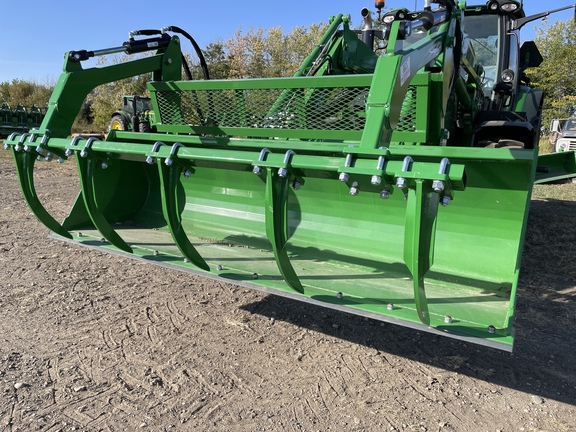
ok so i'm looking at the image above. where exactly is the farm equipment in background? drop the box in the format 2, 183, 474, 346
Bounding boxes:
549, 117, 576, 152
109, 95, 155, 132
0, 102, 46, 137
4, 0, 576, 351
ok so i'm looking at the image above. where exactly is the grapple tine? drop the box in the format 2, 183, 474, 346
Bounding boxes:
11, 147, 73, 239
75, 150, 133, 253
157, 157, 210, 271
403, 179, 440, 326
264, 167, 304, 294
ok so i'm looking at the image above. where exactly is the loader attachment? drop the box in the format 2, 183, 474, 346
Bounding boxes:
534, 151, 576, 184
3, 4, 544, 351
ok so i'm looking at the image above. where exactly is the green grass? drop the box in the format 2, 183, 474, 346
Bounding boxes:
538, 137, 554, 155
533, 181, 576, 201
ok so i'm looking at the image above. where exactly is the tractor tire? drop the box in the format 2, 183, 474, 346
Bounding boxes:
139, 121, 151, 133
109, 115, 128, 131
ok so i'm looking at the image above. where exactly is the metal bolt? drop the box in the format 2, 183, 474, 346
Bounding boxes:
36, 155, 43, 161
336, 292, 343, 299
380, 189, 390, 199
101, 162, 108, 169
65, 149, 73, 156
292, 180, 301, 191
441, 196, 451, 207
252, 166, 262, 175
165, 158, 173, 166
100, 238, 107, 243
44, 153, 53, 162
488, 325, 496, 334
349, 181, 359, 196
57, 157, 64, 163
278, 167, 288, 178
15, 144, 22, 152
396, 177, 407, 189
387, 303, 394, 310
145, 156, 154, 164
444, 315, 453, 324
183, 169, 192, 178
371, 175, 382, 186
252, 273, 259, 279
432, 180, 445, 192
153, 250, 159, 256
184, 258, 190, 263
3, 143, 8, 150
23, 145, 30, 152
339, 172, 349, 182
78, 232, 83, 237
80, 150, 88, 158
217, 265, 223, 271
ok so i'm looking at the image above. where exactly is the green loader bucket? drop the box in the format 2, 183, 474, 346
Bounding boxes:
55, 141, 534, 353
2, 12, 549, 351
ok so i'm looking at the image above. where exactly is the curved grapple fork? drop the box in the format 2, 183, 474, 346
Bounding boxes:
157, 159, 210, 271
403, 179, 440, 326
401, 157, 450, 326
264, 167, 304, 294
75, 153, 133, 253
12, 148, 73, 239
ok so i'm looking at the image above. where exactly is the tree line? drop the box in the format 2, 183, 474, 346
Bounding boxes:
1, 18, 575, 135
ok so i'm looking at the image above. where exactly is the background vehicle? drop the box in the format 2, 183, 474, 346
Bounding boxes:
109, 95, 155, 132
4, 0, 576, 351
550, 117, 576, 152
0, 102, 45, 137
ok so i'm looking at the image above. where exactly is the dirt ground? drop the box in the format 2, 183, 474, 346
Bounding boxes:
0, 149, 575, 432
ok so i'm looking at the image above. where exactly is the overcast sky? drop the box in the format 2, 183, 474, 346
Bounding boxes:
0, 0, 573, 84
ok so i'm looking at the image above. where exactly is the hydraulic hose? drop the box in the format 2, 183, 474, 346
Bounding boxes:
163, 26, 210, 80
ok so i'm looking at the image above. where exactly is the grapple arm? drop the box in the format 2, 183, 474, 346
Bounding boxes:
42, 35, 183, 138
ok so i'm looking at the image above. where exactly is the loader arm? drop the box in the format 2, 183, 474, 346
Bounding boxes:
41, 36, 183, 138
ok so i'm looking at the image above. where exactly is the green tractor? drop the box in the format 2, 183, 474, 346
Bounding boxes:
109, 95, 155, 132
4, 1, 576, 351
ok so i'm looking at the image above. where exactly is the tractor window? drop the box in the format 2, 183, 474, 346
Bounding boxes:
465, 14, 500, 90
136, 98, 152, 113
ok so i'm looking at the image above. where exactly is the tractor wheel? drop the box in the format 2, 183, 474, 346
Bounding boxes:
109, 115, 128, 131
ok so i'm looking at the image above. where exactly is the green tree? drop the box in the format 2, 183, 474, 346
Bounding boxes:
0, 79, 52, 109
199, 42, 230, 79
223, 23, 328, 79
529, 19, 576, 126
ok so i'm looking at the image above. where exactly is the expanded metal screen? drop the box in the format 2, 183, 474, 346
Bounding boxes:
153, 86, 371, 132
396, 86, 417, 132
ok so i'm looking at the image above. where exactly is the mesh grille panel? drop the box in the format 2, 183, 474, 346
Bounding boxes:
396, 86, 417, 132
154, 86, 370, 132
